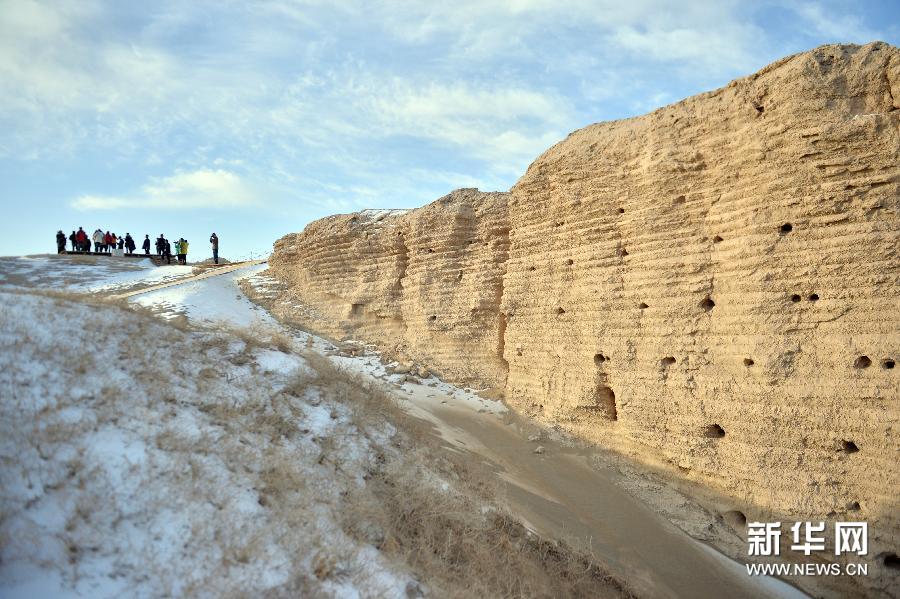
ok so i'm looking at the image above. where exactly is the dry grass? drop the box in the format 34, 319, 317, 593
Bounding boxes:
296, 352, 631, 599
3, 287, 630, 598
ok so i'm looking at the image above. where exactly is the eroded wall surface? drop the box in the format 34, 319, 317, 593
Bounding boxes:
270, 189, 510, 387
269, 43, 900, 584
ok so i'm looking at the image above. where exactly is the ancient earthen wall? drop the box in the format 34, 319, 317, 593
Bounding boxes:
269, 43, 900, 586
270, 189, 510, 387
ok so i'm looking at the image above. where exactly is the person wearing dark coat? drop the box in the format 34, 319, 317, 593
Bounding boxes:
69, 231, 77, 251
124, 233, 135, 254
142, 235, 151, 255
156, 235, 165, 257
163, 239, 172, 265
209, 233, 219, 265
56, 230, 66, 253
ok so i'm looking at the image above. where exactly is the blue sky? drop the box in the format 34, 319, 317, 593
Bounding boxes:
1, 1, 897, 260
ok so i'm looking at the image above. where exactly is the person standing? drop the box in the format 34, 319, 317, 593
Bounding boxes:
56, 230, 66, 253
164, 238, 172, 265
156, 234, 165, 256
124, 233, 135, 254
92, 228, 104, 252
181, 239, 189, 264
142, 235, 151, 255
75, 227, 89, 252
209, 233, 219, 265
69, 230, 77, 252
104, 231, 112, 253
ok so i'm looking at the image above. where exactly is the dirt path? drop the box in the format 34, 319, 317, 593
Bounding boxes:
111, 260, 267, 299
391, 385, 808, 599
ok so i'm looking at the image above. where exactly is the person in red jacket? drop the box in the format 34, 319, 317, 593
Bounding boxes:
104, 231, 112, 252
75, 227, 89, 252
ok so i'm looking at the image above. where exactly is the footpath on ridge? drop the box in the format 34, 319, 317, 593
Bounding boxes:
112, 259, 267, 299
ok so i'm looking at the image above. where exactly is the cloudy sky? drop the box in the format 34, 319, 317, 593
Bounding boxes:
1, 1, 897, 259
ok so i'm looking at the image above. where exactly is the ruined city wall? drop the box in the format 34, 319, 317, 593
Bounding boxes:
270, 189, 510, 387
269, 43, 900, 580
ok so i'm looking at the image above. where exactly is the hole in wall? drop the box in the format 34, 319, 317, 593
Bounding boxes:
846, 501, 861, 511
808, 293, 819, 302
700, 296, 715, 311
594, 353, 607, 365
841, 440, 859, 453
705, 424, 726, 438
883, 553, 900, 570
527, 265, 536, 271
428, 315, 437, 321
566, 259, 574, 266
713, 235, 724, 243
854, 356, 871, 369
723, 510, 747, 528
595, 385, 617, 421
744, 358, 755, 367
427, 248, 434, 253
618, 207, 625, 214
882, 359, 895, 369
556, 307, 566, 315
639, 302, 649, 309
556, 221, 565, 227
790, 294, 801, 303
618, 247, 629, 257
660, 356, 676, 367
673, 195, 686, 204
753, 103, 764, 113
780, 223, 793, 233
350, 303, 364, 317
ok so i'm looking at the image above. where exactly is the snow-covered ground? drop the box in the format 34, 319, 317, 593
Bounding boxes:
0, 256, 548, 599
0, 255, 193, 293
0, 290, 417, 598
133, 264, 276, 326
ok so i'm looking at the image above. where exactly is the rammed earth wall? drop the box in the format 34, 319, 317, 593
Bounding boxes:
269, 43, 900, 590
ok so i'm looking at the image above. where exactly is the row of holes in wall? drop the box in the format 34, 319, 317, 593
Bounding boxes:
558, 296, 715, 315
591, 353, 895, 371
855, 356, 895, 369
539, 223, 792, 270
593, 351, 872, 454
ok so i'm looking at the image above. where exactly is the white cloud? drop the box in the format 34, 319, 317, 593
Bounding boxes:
2, 0, 892, 220
609, 24, 759, 71
362, 81, 573, 169
791, 2, 882, 43
72, 169, 259, 211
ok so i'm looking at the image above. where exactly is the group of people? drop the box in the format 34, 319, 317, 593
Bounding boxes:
57, 228, 138, 254
154, 235, 191, 265
55, 228, 221, 265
